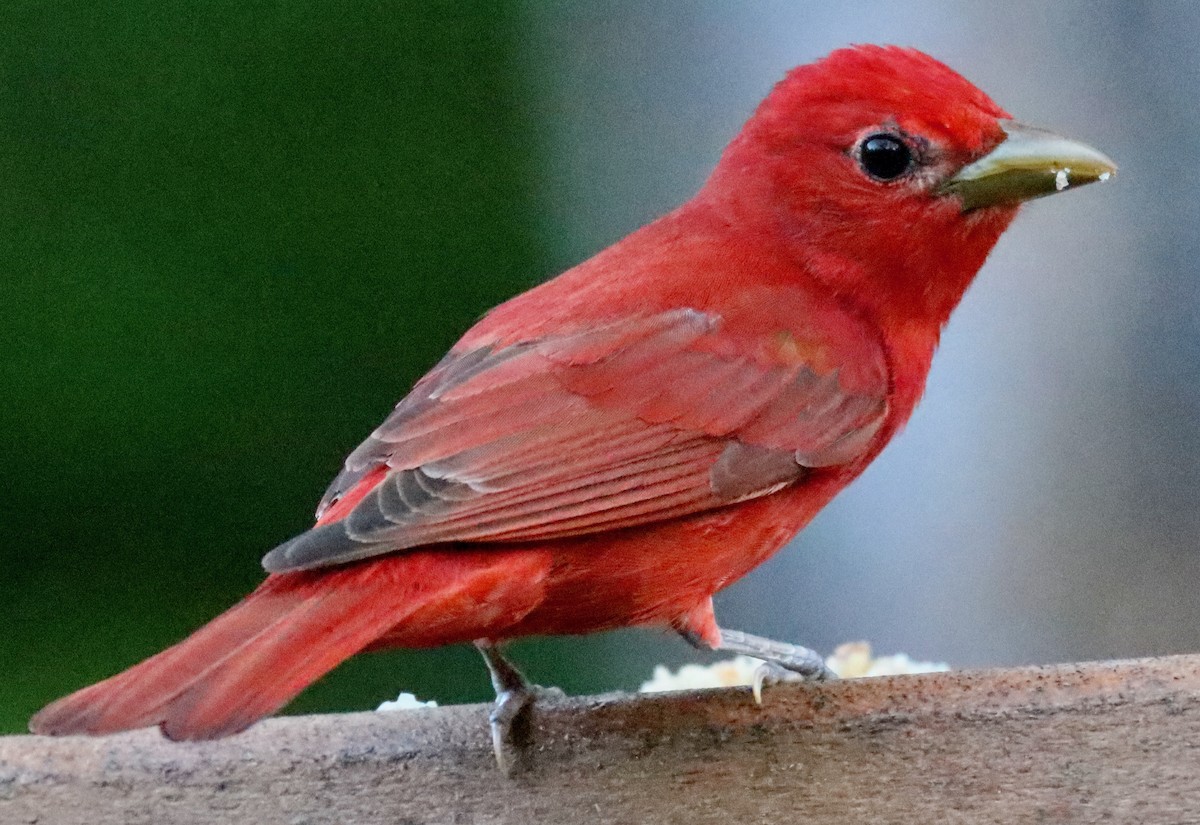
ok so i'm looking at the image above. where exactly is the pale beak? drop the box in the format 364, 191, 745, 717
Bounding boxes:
940, 120, 1117, 211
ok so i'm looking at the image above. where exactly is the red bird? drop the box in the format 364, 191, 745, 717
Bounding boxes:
32, 46, 1114, 764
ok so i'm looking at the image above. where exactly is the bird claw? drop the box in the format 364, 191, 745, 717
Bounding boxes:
489, 684, 565, 776
751, 660, 828, 704
489, 686, 533, 776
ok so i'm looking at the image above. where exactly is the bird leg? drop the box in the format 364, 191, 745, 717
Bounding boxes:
474, 640, 562, 775
674, 599, 835, 703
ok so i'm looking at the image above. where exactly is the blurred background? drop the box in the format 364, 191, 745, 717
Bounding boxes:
3, 1, 1197, 734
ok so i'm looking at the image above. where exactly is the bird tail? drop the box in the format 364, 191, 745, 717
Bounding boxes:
30, 549, 548, 740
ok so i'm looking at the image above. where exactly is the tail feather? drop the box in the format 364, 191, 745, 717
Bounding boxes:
30, 550, 550, 740
160, 584, 406, 739
30, 585, 308, 737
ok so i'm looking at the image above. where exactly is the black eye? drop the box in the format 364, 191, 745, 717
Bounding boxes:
858, 133, 913, 181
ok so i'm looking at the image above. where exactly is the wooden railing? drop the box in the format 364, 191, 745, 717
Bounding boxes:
3, 654, 1198, 824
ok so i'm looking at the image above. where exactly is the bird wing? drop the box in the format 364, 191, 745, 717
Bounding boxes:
262, 306, 888, 572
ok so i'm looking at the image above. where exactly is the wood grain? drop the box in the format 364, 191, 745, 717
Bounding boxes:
4, 654, 1200, 824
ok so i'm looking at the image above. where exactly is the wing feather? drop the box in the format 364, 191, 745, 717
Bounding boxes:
262, 307, 887, 573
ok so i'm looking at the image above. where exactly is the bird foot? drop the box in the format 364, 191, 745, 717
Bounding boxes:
476, 640, 564, 775
488, 682, 566, 776
677, 621, 835, 704
743, 635, 835, 704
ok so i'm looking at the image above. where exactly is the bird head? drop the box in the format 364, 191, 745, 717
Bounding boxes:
705, 45, 1115, 330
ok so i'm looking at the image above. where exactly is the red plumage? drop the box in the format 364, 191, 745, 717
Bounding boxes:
31, 45, 1111, 740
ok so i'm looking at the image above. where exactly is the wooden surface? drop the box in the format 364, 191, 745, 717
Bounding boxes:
3, 654, 1200, 824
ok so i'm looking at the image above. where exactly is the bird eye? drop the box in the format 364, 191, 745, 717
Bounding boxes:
858, 133, 913, 181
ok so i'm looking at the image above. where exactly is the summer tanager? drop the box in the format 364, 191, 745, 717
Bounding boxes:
31, 46, 1115, 756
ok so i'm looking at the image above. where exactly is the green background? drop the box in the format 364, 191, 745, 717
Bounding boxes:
1, 2, 612, 733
